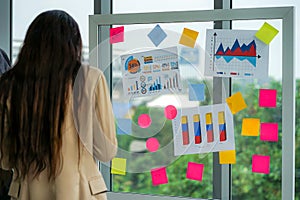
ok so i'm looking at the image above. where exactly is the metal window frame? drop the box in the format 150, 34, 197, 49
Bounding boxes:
89, 6, 295, 200
0, 0, 12, 59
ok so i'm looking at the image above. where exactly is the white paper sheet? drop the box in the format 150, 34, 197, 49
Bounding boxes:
121, 47, 182, 98
205, 29, 269, 79
172, 103, 235, 156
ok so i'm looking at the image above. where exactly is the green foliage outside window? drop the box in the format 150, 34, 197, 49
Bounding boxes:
113, 79, 300, 200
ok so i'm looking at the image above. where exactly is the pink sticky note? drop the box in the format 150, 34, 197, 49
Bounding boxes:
252, 155, 270, 174
186, 162, 204, 181
260, 123, 278, 142
138, 114, 152, 128
146, 138, 160, 152
164, 105, 177, 120
259, 89, 277, 108
151, 167, 168, 186
110, 26, 124, 44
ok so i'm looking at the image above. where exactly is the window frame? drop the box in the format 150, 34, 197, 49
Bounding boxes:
89, 6, 295, 200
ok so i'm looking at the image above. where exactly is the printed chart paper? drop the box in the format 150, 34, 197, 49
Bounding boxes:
205, 29, 269, 79
172, 103, 235, 156
121, 47, 182, 98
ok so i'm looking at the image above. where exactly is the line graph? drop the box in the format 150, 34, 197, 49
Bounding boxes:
205, 29, 269, 79
215, 39, 259, 67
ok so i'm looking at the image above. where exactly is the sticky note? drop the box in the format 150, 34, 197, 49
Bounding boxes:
146, 138, 160, 152
116, 118, 132, 135
259, 89, 277, 108
252, 155, 270, 174
219, 150, 236, 164
255, 22, 279, 45
151, 167, 168, 186
260, 123, 278, 142
110, 26, 124, 44
111, 158, 126, 175
138, 114, 152, 128
226, 92, 247, 114
164, 105, 177, 120
189, 83, 205, 101
147, 24, 167, 47
179, 28, 199, 48
241, 118, 260, 136
186, 162, 204, 181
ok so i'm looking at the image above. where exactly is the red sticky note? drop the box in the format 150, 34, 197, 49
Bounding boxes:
146, 138, 160, 152
260, 123, 278, 142
186, 162, 204, 181
259, 89, 277, 108
151, 167, 168, 186
110, 26, 124, 44
164, 105, 177, 120
252, 155, 270, 174
138, 114, 152, 128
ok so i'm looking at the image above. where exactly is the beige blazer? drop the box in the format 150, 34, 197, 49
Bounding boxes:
0, 66, 117, 200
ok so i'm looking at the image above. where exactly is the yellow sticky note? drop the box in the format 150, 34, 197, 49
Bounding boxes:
179, 28, 199, 48
226, 92, 247, 114
219, 150, 236, 164
241, 118, 260, 136
206, 113, 212, 124
111, 158, 126, 175
255, 22, 279, 45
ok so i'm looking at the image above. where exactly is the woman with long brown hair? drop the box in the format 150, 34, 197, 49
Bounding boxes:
0, 10, 117, 200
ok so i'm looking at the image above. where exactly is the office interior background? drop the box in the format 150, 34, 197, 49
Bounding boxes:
0, 0, 299, 199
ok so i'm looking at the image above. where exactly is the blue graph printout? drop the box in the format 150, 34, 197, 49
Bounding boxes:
205, 29, 269, 79
121, 47, 182, 98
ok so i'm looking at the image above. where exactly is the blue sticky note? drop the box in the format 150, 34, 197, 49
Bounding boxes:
189, 83, 205, 101
147, 25, 167, 47
116, 118, 132, 135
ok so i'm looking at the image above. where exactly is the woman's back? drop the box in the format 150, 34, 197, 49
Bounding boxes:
0, 10, 117, 200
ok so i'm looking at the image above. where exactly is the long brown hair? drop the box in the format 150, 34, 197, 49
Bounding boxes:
0, 10, 82, 181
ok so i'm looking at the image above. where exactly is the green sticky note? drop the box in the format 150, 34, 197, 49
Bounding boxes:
111, 158, 127, 175
219, 150, 236, 164
255, 22, 279, 45
179, 28, 199, 48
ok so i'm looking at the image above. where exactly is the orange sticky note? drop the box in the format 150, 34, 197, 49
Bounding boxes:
111, 158, 126, 175
241, 118, 260, 136
226, 92, 247, 114
219, 150, 236, 164
179, 28, 199, 48
255, 22, 279, 45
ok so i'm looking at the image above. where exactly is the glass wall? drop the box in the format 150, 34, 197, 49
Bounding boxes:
110, 22, 214, 199
231, 19, 283, 200
12, 0, 93, 63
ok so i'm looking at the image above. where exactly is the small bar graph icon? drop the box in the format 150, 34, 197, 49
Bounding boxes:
218, 112, 227, 141
181, 116, 189, 145
206, 113, 214, 143
193, 114, 201, 144
163, 74, 179, 89
128, 81, 139, 92
149, 77, 162, 91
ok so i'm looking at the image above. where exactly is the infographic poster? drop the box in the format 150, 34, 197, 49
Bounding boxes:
205, 29, 269, 79
121, 47, 182, 98
172, 103, 235, 156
